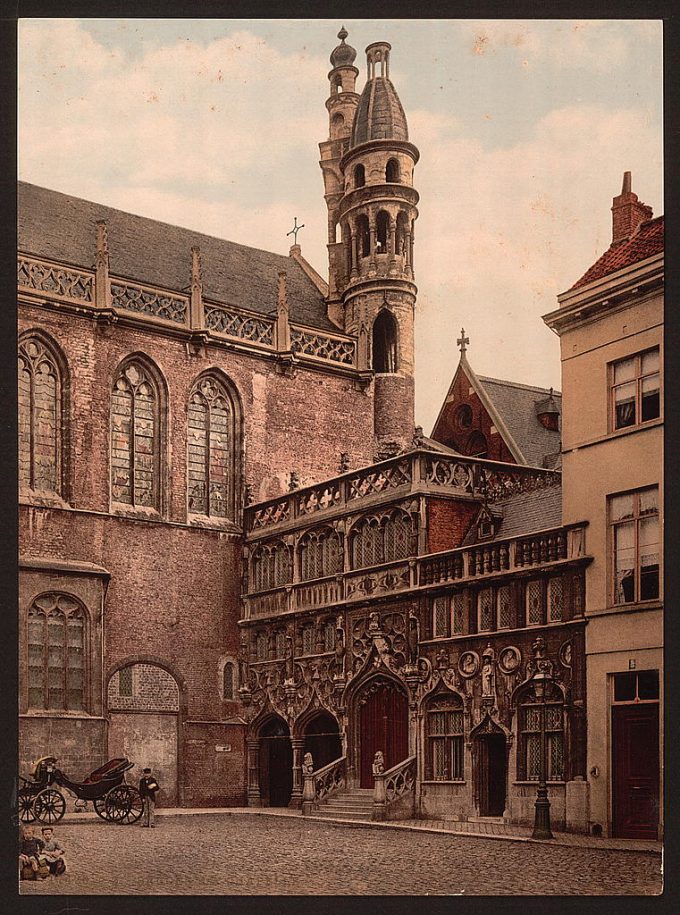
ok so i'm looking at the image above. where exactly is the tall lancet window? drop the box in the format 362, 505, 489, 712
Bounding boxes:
372, 310, 398, 373
18, 337, 62, 494
111, 361, 160, 508
188, 376, 234, 519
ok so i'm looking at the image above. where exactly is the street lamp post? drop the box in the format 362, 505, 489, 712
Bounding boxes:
532, 669, 553, 840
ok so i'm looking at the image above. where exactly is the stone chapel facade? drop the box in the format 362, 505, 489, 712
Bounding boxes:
19, 30, 598, 831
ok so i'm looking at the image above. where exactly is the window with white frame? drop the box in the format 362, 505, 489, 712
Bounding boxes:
610, 487, 660, 605
610, 348, 660, 431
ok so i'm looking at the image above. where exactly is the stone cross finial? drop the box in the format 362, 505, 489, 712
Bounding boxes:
286, 216, 305, 245
457, 327, 470, 355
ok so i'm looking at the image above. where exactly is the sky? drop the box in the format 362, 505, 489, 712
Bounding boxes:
18, 18, 663, 432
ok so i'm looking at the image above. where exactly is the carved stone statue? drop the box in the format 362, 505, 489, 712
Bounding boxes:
481, 656, 495, 699
372, 751, 385, 776
334, 616, 346, 677
368, 611, 381, 633
285, 634, 294, 680
302, 752, 314, 775
407, 612, 419, 665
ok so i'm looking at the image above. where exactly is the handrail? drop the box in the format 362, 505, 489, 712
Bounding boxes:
372, 753, 417, 821
301, 755, 346, 816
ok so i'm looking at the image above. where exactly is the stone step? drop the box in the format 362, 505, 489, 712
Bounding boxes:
320, 800, 373, 813
462, 816, 508, 824
310, 808, 373, 821
323, 796, 374, 808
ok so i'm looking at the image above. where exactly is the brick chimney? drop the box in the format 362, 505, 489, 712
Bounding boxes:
611, 171, 653, 244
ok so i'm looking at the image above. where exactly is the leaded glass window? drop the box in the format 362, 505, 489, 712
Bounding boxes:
432, 596, 450, 638
350, 511, 414, 569
118, 666, 133, 696
518, 687, 564, 781
497, 585, 511, 629
478, 588, 493, 632
452, 593, 465, 635
425, 693, 464, 780
18, 337, 61, 494
324, 620, 336, 652
27, 594, 85, 711
187, 377, 234, 518
252, 541, 292, 592
111, 362, 159, 508
255, 632, 268, 661
302, 625, 315, 656
299, 528, 342, 581
526, 580, 544, 625
275, 630, 287, 659
548, 577, 564, 622
223, 662, 235, 700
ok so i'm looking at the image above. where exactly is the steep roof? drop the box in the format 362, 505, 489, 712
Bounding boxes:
494, 483, 563, 539
477, 376, 562, 468
570, 215, 664, 290
18, 182, 335, 331
351, 77, 408, 147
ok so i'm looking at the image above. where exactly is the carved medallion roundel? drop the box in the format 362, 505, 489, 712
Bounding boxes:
458, 651, 479, 678
498, 646, 521, 675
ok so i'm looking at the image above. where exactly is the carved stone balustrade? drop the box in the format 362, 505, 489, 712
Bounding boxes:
302, 756, 347, 817
373, 754, 416, 821
246, 449, 561, 537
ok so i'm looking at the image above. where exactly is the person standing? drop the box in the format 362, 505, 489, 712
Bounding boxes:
138, 767, 160, 828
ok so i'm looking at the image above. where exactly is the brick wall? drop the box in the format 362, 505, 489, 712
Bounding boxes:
432, 366, 516, 463
427, 498, 479, 553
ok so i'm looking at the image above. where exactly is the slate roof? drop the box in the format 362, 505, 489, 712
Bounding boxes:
570, 216, 664, 290
477, 376, 562, 468
494, 483, 563, 539
351, 77, 409, 147
18, 182, 336, 332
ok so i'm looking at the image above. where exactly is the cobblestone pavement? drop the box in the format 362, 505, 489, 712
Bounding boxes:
20, 812, 662, 896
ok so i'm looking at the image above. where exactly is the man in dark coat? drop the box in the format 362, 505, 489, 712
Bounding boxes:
138, 767, 161, 827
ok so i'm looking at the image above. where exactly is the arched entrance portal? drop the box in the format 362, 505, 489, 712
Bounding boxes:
303, 712, 342, 771
258, 717, 293, 807
474, 731, 507, 817
357, 677, 409, 787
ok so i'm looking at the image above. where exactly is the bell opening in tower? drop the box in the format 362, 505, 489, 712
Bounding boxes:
372, 310, 398, 373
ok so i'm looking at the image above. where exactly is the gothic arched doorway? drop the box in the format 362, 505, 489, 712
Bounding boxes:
357, 677, 409, 787
258, 716, 293, 807
473, 726, 507, 817
303, 711, 342, 771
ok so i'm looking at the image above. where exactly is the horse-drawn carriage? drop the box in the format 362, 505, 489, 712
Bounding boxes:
19, 756, 143, 825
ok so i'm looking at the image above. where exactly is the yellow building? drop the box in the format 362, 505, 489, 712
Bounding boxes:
544, 172, 663, 839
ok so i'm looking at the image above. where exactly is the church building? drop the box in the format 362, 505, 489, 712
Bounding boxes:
18, 28, 656, 837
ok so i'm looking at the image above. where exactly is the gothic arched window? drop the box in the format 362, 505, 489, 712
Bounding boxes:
350, 510, 414, 569
517, 683, 565, 781
354, 164, 366, 188
18, 336, 63, 495
111, 360, 161, 509
386, 158, 400, 182
376, 210, 390, 254
222, 661, 235, 700
299, 527, 342, 581
188, 375, 236, 519
251, 541, 292, 592
425, 691, 464, 780
372, 310, 398, 373
27, 594, 85, 711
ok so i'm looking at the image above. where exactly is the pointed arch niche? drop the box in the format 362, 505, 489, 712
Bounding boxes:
372, 309, 398, 373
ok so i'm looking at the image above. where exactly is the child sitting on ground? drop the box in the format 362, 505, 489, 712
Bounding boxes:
19, 825, 48, 880
39, 827, 66, 875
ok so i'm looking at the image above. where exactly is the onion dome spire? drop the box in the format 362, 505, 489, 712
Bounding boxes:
330, 26, 357, 68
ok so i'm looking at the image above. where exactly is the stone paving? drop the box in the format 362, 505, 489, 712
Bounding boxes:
19, 810, 662, 896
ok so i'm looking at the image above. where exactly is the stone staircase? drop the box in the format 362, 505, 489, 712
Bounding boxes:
309, 787, 374, 822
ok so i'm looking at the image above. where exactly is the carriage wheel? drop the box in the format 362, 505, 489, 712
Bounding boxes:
105, 785, 142, 824
18, 787, 36, 823
33, 788, 66, 824
93, 797, 108, 820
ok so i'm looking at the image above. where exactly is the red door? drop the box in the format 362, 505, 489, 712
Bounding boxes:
359, 680, 409, 787
612, 704, 659, 839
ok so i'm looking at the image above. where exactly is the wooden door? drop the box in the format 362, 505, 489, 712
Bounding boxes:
612, 704, 659, 838
359, 680, 408, 787
476, 734, 506, 817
